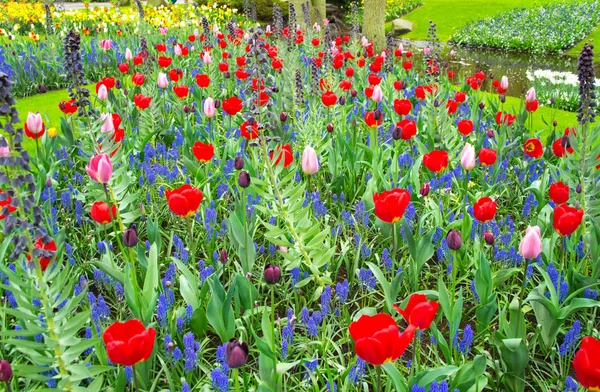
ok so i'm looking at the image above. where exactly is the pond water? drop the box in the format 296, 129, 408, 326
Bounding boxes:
405, 40, 596, 99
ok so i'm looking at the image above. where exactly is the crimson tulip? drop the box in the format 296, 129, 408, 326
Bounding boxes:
131, 72, 145, 86
90, 201, 117, 224
240, 121, 259, 140
195, 74, 211, 88
157, 56, 172, 68
423, 150, 448, 173
166, 184, 203, 218
33, 237, 57, 271
524, 138, 544, 158
0, 188, 17, 220
321, 91, 337, 107
269, 144, 293, 168
478, 148, 497, 166
549, 182, 569, 204
134, 94, 152, 110
393, 99, 412, 116
496, 111, 516, 126
473, 197, 497, 222
173, 85, 189, 99
222, 96, 243, 116
373, 189, 411, 224
59, 100, 78, 115
349, 313, 415, 366
394, 293, 439, 329
553, 204, 584, 236
364, 111, 382, 128
573, 336, 600, 391
552, 138, 573, 157
396, 119, 417, 140
193, 141, 214, 162
457, 119, 473, 136
103, 319, 156, 366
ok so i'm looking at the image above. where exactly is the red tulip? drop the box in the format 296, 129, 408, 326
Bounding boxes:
495, 111, 516, 126
394, 293, 439, 330
478, 148, 497, 166
393, 99, 412, 116
193, 141, 214, 162
195, 74, 211, 88
269, 144, 293, 168
118, 63, 129, 73
173, 85, 189, 99
457, 119, 473, 136
373, 189, 411, 224
368, 73, 381, 85
549, 182, 569, 204
96, 77, 115, 92
455, 91, 467, 103
524, 138, 544, 158
90, 201, 117, 224
402, 60, 413, 71
166, 184, 203, 218
222, 96, 243, 116
103, 319, 156, 366
553, 204, 583, 236
157, 56, 172, 68
552, 138, 573, 157
473, 197, 497, 222
423, 150, 448, 173
131, 72, 145, 87
155, 43, 167, 52
446, 99, 458, 114
321, 91, 337, 107
349, 313, 415, 366
339, 80, 353, 91
134, 94, 152, 110
364, 111, 382, 128
168, 68, 183, 82
235, 69, 250, 80
240, 121, 259, 140
0, 188, 17, 220
58, 100, 78, 115
526, 100, 539, 112
32, 237, 57, 272
396, 119, 417, 140
573, 336, 600, 391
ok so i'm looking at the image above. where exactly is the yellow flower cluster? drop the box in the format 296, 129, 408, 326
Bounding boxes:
0, 2, 236, 37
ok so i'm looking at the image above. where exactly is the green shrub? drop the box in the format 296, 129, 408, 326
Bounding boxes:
194, 0, 289, 22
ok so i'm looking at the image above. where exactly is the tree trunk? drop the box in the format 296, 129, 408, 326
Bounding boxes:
147, 0, 167, 7
362, 0, 386, 52
311, 0, 326, 25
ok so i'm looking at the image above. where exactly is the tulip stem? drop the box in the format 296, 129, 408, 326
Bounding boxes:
376, 365, 382, 392
5, 381, 12, 392
392, 221, 398, 260
187, 216, 196, 263
132, 364, 139, 392
233, 368, 240, 392
271, 285, 276, 351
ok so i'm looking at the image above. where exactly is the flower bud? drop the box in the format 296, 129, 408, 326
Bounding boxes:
478, 102, 485, 110
219, 249, 228, 264
264, 264, 281, 284
420, 183, 430, 197
280, 112, 287, 122
487, 129, 495, 138
326, 123, 334, 133
499, 95, 506, 103
234, 156, 245, 170
576, 183, 582, 193
115, 80, 123, 89
484, 231, 494, 245
224, 71, 231, 79
392, 126, 402, 140
225, 339, 249, 368
446, 229, 462, 250
45, 177, 53, 188
214, 99, 221, 109
350, 89, 357, 98
373, 109, 381, 121
553, 120, 558, 127
39, 84, 47, 93
184, 105, 191, 114
123, 225, 138, 247
339, 96, 346, 105
238, 171, 251, 188
0, 360, 12, 382
301, 146, 319, 175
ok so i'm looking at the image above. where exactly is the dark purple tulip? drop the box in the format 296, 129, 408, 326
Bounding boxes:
339, 96, 346, 105
234, 156, 245, 170
446, 230, 462, 250
0, 360, 12, 382
478, 102, 485, 110
214, 99, 221, 108
484, 231, 494, 245
350, 89, 357, 98
576, 183, 582, 194
280, 112, 288, 122
326, 123, 334, 133
392, 126, 402, 140
225, 339, 249, 368
420, 183, 430, 197
238, 171, 251, 188
264, 264, 281, 284
219, 249, 228, 264
123, 225, 139, 247
487, 129, 495, 138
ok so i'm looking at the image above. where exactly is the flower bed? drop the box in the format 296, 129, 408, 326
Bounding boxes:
0, 13, 600, 392
451, 1, 600, 54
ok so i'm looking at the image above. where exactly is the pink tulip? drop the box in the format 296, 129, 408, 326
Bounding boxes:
500, 76, 509, 91
313, 23, 321, 33
301, 146, 319, 175
371, 85, 383, 102
202, 52, 212, 64
174, 44, 182, 56
203, 97, 216, 118
125, 48, 133, 61
449, 49, 455, 57
526, 87, 536, 103
398, 43, 404, 53
0, 144, 9, 158
159, 27, 168, 35
157, 72, 169, 89
26, 112, 43, 135
97, 84, 108, 101
423, 47, 431, 56
460, 143, 476, 171
100, 39, 113, 50
86, 153, 113, 184
100, 113, 114, 133
193, 29, 199, 37
266, 25, 272, 34
519, 225, 542, 259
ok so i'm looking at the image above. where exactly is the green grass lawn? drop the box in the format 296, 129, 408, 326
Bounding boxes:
401, 0, 566, 41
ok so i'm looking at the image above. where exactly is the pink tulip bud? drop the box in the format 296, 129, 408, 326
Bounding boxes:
398, 43, 404, 53
157, 72, 169, 89
500, 76, 509, 91
313, 23, 321, 33
203, 97, 216, 118
371, 85, 383, 102
97, 84, 108, 101
174, 44, 182, 56
301, 146, 319, 175
100, 113, 114, 133
193, 29, 199, 37
125, 48, 133, 61
100, 39, 113, 50
202, 52, 212, 64
86, 153, 113, 184
460, 143, 476, 171
423, 47, 431, 56
526, 87, 536, 103
449, 49, 456, 57
159, 27, 168, 35
26, 112, 43, 135
0, 144, 10, 158
361, 36, 369, 48
519, 225, 542, 259
266, 25, 272, 34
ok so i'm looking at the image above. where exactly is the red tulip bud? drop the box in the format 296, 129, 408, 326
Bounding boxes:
484, 231, 494, 245
420, 183, 430, 197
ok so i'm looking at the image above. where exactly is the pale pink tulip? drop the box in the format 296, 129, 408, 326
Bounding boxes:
301, 146, 319, 175
371, 85, 383, 103
174, 44, 182, 56
99, 39, 112, 50
460, 143, 476, 171
125, 48, 133, 61
157, 72, 169, 89
519, 225, 542, 259
500, 76, 509, 91
202, 52, 212, 64
203, 97, 216, 118
100, 113, 114, 133
526, 87, 536, 103
0, 144, 9, 158
97, 84, 108, 101
26, 112, 43, 135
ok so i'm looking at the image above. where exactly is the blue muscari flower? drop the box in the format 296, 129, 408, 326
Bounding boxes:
32, 298, 42, 307
354, 201, 370, 227
457, 324, 474, 355
172, 347, 183, 364
300, 307, 310, 324
282, 339, 289, 358
157, 293, 169, 327
307, 317, 319, 337
125, 366, 133, 385
546, 263, 569, 303
216, 343, 228, 369
326, 380, 337, 392
336, 280, 349, 304
525, 263, 534, 285
348, 358, 366, 385
382, 248, 393, 271
358, 268, 376, 291
199, 261, 215, 286
183, 332, 197, 373
321, 286, 332, 315
217, 183, 229, 198
470, 280, 480, 303
291, 268, 301, 288
115, 282, 124, 299
430, 380, 449, 392
584, 288, 599, 299
360, 242, 372, 258
182, 381, 190, 392
433, 227, 443, 243
211, 368, 229, 392
75, 199, 83, 225
341, 210, 354, 226
559, 320, 581, 356
60, 191, 72, 211
564, 376, 578, 392
411, 385, 426, 392
185, 304, 193, 322
177, 317, 185, 333
576, 240, 585, 259
304, 358, 318, 374
97, 241, 107, 254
